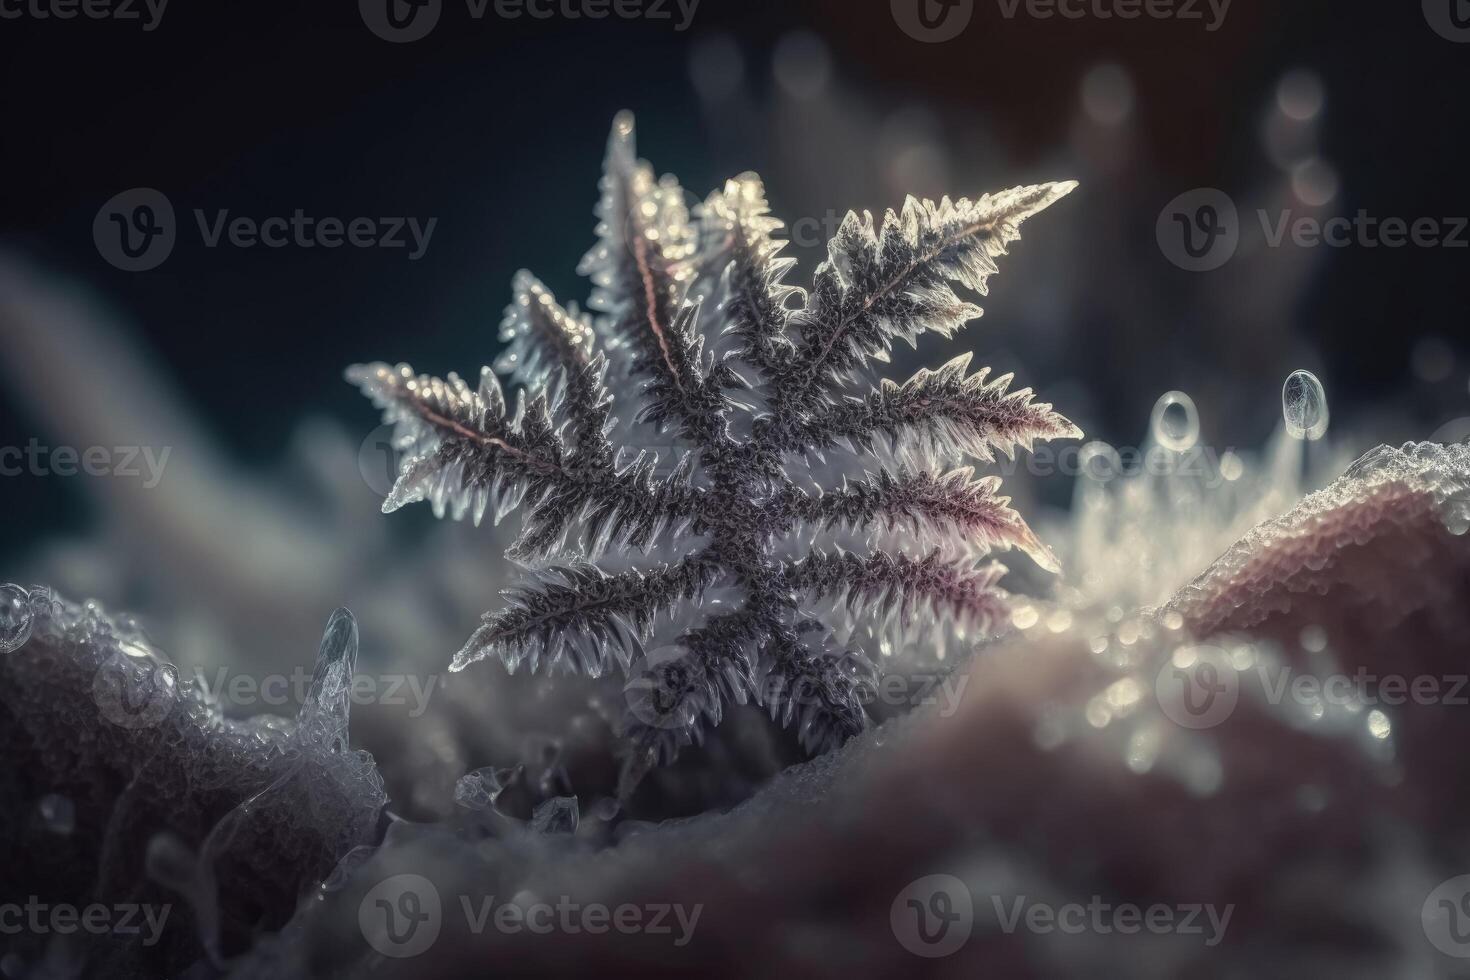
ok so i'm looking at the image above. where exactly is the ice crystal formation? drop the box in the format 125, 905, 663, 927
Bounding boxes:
350, 112, 1079, 780
0, 586, 385, 976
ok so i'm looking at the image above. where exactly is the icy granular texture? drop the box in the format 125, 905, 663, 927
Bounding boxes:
0, 588, 386, 978
1167, 442, 1470, 636
227, 442, 1470, 980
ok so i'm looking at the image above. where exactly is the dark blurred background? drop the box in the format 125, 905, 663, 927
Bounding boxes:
2, 0, 1467, 564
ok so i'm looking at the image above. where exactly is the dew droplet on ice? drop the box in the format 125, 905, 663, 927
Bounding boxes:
1151, 391, 1199, 452
0, 584, 33, 655
1282, 369, 1329, 440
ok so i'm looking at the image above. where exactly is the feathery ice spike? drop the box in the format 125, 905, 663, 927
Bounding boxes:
348, 112, 1079, 788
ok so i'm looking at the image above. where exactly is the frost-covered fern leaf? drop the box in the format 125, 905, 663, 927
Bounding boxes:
348, 112, 1080, 783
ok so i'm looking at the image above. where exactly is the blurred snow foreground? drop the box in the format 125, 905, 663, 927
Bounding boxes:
3, 433, 1468, 975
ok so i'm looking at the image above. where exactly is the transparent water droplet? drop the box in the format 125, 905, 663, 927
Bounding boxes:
1447, 508, 1470, 537
0, 584, 34, 654
1283, 370, 1329, 440
1151, 391, 1200, 452
1077, 441, 1122, 482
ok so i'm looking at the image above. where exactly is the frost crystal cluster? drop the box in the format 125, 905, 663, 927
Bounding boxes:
0, 586, 385, 974
350, 113, 1079, 780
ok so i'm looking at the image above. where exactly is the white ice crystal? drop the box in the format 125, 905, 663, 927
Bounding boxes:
350, 113, 1081, 783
